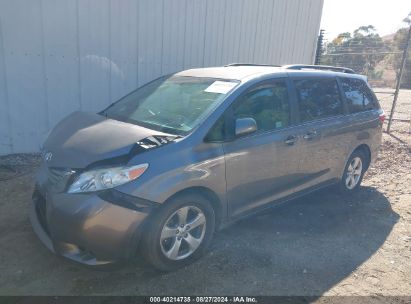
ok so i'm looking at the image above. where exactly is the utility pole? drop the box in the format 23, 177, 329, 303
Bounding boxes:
387, 24, 411, 133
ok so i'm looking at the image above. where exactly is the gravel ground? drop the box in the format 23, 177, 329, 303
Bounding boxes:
0, 90, 409, 297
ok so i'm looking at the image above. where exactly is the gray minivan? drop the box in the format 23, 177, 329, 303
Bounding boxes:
31, 64, 384, 270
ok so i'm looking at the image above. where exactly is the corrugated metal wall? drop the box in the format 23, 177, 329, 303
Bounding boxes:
0, 0, 324, 155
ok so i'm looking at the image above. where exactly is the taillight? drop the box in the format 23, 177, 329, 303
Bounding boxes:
379, 111, 385, 123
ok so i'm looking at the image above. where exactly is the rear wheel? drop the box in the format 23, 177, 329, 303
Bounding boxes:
339, 150, 367, 193
142, 193, 215, 271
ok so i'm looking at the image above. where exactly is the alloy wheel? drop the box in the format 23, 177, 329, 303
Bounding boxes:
345, 156, 363, 190
160, 206, 206, 260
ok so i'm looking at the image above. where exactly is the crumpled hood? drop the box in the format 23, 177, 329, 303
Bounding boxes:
43, 111, 176, 168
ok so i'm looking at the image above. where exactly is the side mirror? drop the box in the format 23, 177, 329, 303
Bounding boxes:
235, 117, 257, 137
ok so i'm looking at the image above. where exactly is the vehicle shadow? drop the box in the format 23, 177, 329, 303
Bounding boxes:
105, 186, 397, 296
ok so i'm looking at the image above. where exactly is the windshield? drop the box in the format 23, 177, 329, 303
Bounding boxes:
101, 76, 239, 135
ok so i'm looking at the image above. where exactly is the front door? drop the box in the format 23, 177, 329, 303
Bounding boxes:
223, 79, 302, 218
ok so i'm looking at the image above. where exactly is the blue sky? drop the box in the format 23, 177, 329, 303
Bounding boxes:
321, 0, 411, 40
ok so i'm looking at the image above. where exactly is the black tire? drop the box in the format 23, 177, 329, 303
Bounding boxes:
141, 193, 215, 271
338, 149, 367, 194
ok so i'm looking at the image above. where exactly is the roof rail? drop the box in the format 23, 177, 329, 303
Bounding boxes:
284, 64, 355, 74
225, 63, 281, 67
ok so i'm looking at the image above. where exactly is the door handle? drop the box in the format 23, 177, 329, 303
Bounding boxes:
303, 130, 319, 140
284, 135, 297, 145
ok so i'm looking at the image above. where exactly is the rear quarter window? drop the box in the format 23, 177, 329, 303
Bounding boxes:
341, 78, 377, 113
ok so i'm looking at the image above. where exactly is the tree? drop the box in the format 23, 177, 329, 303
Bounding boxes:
403, 12, 411, 25
387, 12, 411, 88
321, 25, 388, 78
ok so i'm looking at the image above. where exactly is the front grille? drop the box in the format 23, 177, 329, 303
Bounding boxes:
47, 167, 68, 185
33, 189, 50, 236
46, 167, 76, 192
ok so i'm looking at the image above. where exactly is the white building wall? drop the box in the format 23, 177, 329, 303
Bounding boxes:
0, 0, 324, 154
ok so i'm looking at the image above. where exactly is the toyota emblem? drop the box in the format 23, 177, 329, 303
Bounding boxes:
44, 152, 53, 162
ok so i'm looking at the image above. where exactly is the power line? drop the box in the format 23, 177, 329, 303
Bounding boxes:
323, 52, 402, 56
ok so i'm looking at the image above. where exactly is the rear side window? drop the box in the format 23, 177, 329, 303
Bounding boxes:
233, 80, 290, 132
294, 78, 343, 123
341, 78, 376, 113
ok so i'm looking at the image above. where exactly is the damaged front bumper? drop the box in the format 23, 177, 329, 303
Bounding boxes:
30, 179, 157, 266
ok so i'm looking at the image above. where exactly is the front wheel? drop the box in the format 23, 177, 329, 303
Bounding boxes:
141, 193, 215, 271
339, 150, 367, 193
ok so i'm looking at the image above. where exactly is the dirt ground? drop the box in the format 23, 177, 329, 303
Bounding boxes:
0, 90, 410, 297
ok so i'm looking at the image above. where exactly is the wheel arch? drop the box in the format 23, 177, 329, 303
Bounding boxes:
352, 144, 372, 170
340, 143, 372, 180
163, 186, 225, 230
131, 186, 224, 259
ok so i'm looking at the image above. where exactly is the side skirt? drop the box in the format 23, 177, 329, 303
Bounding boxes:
219, 178, 339, 230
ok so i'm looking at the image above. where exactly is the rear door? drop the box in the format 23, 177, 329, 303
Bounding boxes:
290, 77, 350, 189
222, 78, 302, 217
